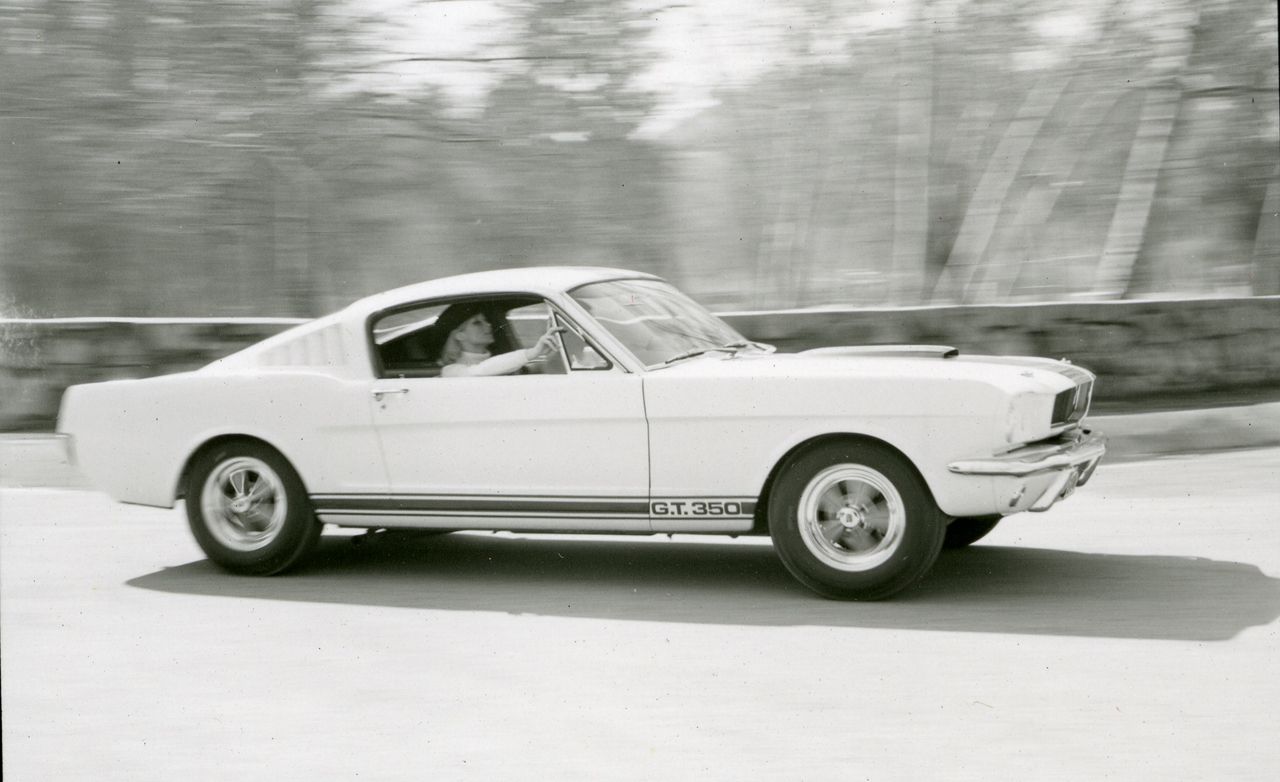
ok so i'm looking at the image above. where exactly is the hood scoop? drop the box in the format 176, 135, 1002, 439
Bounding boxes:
801, 344, 960, 359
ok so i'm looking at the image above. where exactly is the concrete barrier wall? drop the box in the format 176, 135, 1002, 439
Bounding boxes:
727, 297, 1280, 400
3, 297, 1279, 431
0, 319, 305, 432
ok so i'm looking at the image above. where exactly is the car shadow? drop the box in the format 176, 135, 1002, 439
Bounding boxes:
126, 533, 1280, 642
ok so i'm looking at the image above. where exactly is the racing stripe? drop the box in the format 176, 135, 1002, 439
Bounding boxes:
310, 494, 757, 519
311, 494, 649, 517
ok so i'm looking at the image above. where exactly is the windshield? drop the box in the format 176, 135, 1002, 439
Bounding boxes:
569, 279, 750, 367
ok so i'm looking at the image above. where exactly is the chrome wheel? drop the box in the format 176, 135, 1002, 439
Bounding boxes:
200, 456, 288, 552
796, 464, 906, 572
769, 441, 944, 599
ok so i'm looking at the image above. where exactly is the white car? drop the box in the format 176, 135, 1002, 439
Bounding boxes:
58, 267, 1105, 599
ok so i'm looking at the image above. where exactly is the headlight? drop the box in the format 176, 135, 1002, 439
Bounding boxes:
1005, 392, 1052, 444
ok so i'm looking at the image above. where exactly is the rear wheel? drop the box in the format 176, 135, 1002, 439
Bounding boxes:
943, 515, 1002, 549
185, 441, 321, 575
767, 440, 945, 600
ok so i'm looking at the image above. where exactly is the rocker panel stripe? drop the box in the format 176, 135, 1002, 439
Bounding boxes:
310, 494, 756, 519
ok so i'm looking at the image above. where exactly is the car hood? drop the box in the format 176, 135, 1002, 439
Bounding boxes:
651, 345, 1092, 396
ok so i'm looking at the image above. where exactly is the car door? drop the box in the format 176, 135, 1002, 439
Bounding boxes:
359, 297, 650, 532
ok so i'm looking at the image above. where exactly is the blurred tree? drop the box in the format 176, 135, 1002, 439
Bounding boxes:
0, 0, 370, 315
0, 0, 1276, 315
1130, 0, 1279, 297
469, 0, 669, 273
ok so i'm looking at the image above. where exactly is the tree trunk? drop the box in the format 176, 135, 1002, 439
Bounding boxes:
1091, 88, 1181, 298
985, 87, 1126, 300
930, 75, 1070, 304
891, 17, 932, 305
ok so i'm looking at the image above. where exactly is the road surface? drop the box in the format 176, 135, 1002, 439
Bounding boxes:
3, 449, 1278, 780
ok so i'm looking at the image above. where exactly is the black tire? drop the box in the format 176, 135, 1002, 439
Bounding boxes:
767, 440, 945, 600
943, 515, 1002, 549
185, 441, 321, 575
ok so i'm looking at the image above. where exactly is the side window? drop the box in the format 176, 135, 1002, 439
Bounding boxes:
371, 295, 603, 378
551, 312, 612, 371
504, 302, 565, 375
507, 302, 614, 374
372, 302, 451, 378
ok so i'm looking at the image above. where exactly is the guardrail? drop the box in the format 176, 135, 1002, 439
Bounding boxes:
3, 297, 1279, 431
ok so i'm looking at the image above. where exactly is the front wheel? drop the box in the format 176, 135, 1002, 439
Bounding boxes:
185, 441, 321, 575
767, 441, 945, 600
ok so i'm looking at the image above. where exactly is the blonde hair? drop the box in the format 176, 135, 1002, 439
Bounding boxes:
440, 312, 488, 364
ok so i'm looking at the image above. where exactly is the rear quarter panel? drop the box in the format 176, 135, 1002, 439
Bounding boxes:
58, 370, 384, 507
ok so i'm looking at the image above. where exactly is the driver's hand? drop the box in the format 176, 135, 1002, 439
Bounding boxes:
526, 326, 566, 360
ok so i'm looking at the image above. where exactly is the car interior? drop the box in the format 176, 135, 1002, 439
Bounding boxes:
374, 295, 571, 378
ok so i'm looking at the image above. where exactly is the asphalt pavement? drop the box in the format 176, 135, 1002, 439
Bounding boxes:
1, 395, 1278, 779
2, 448, 1278, 780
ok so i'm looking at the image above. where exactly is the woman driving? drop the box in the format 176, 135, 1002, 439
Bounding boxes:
438, 305, 563, 377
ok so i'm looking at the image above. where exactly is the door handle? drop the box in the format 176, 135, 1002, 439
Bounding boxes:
372, 387, 410, 400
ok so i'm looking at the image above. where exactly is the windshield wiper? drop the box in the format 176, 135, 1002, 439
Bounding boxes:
661, 346, 737, 365
660, 340, 776, 366
721, 340, 775, 355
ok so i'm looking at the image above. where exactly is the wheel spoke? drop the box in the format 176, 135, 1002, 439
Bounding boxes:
840, 480, 876, 510
842, 526, 882, 552
246, 478, 273, 504
229, 469, 248, 498
241, 507, 269, 533
817, 519, 844, 544
818, 491, 844, 518
863, 500, 891, 531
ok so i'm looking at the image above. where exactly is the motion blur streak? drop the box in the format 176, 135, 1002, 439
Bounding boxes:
0, 0, 1276, 317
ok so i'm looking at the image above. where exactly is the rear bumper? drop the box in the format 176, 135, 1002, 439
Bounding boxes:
947, 429, 1106, 512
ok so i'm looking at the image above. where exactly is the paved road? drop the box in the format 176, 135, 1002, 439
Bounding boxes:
3, 449, 1278, 781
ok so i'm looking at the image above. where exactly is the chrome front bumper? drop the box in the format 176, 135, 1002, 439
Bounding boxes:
947, 429, 1107, 512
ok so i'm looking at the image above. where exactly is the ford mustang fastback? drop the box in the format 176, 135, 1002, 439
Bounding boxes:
57, 266, 1105, 599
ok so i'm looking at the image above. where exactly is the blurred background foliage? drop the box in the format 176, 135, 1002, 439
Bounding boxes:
1, 0, 1276, 317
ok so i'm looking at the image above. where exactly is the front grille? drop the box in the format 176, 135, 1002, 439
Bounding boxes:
1052, 381, 1093, 427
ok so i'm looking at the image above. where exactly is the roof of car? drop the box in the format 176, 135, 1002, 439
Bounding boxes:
345, 266, 660, 317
